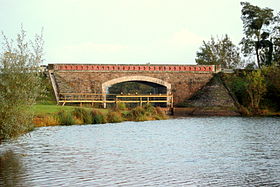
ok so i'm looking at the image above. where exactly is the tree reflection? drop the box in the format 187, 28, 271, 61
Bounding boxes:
0, 150, 25, 187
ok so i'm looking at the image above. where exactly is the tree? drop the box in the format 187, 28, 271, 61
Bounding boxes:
195, 35, 241, 69
0, 27, 44, 141
272, 12, 280, 64
240, 2, 277, 68
244, 69, 267, 113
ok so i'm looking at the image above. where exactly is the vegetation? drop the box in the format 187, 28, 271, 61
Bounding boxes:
73, 108, 92, 124
223, 65, 280, 115
194, 2, 280, 116
240, 2, 280, 68
31, 103, 168, 127
127, 104, 168, 121
244, 69, 267, 113
107, 111, 123, 123
57, 110, 75, 126
108, 81, 166, 95
196, 35, 242, 68
91, 110, 107, 124
0, 27, 44, 141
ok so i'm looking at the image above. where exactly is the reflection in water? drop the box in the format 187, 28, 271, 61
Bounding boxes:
0, 150, 25, 187
0, 117, 279, 186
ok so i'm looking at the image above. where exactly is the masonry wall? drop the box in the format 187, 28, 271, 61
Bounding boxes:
54, 71, 213, 105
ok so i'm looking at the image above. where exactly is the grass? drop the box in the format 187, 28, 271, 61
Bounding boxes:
32, 104, 107, 115
31, 103, 168, 127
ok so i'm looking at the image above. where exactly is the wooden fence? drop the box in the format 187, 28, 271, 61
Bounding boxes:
59, 93, 173, 108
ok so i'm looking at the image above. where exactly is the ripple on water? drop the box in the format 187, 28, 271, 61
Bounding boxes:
0, 117, 280, 186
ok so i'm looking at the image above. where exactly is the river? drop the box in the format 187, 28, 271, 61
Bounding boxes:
1, 117, 280, 186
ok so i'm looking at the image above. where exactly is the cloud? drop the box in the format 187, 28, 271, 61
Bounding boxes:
167, 29, 205, 47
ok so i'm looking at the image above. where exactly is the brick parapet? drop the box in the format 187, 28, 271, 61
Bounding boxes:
49, 64, 215, 73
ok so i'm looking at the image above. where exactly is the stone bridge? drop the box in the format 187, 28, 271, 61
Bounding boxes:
48, 64, 220, 106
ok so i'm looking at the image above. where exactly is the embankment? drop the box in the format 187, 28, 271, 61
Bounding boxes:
174, 73, 241, 116
32, 104, 168, 127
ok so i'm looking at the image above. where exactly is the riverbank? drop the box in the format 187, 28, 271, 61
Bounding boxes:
32, 104, 168, 127
172, 107, 280, 117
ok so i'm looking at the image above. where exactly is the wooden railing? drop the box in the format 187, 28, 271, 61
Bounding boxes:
59, 93, 173, 108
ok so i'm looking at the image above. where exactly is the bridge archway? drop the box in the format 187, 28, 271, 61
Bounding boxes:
101, 76, 172, 107
102, 76, 171, 95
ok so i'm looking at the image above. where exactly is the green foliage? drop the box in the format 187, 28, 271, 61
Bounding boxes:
272, 13, 280, 64
143, 103, 156, 114
262, 65, 280, 110
196, 35, 241, 69
155, 107, 168, 120
240, 2, 279, 67
224, 65, 280, 115
36, 74, 56, 105
108, 82, 166, 95
127, 104, 167, 121
244, 69, 267, 113
127, 106, 147, 121
107, 111, 123, 123
91, 110, 107, 124
0, 27, 44, 141
57, 110, 75, 125
73, 108, 92, 124
115, 102, 127, 110
223, 73, 248, 105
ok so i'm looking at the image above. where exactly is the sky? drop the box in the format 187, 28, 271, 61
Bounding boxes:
1, 0, 280, 65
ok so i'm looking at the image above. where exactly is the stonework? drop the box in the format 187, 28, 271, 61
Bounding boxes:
49, 64, 215, 105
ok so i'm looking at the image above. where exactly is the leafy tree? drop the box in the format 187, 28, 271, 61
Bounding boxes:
195, 35, 241, 69
0, 27, 44, 141
244, 69, 267, 113
262, 65, 280, 110
240, 2, 277, 68
272, 12, 280, 64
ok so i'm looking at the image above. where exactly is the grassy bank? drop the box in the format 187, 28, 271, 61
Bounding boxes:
32, 104, 168, 127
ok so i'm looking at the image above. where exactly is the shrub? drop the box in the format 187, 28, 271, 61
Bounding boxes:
33, 114, 59, 127
238, 105, 251, 116
143, 104, 156, 114
73, 108, 92, 124
116, 102, 127, 110
91, 110, 107, 124
107, 111, 124, 123
155, 107, 168, 119
244, 70, 267, 113
57, 110, 75, 125
0, 28, 44, 141
127, 106, 147, 121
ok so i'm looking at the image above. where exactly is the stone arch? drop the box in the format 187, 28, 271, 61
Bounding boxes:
102, 76, 171, 95
101, 76, 172, 108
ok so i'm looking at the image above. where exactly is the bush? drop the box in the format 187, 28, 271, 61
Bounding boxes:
107, 111, 124, 123
0, 109, 34, 140
0, 28, 44, 141
155, 107, 168, 119
33, 114, 59, 127
245, 70, 267, 113
223, 73, 248, 106
116, 102, 127, 110
143, 104, 156, 114
91, 110, 107, 124
57, 110, 75, 125
73, 108, 92, 124
127, 106, 147, 121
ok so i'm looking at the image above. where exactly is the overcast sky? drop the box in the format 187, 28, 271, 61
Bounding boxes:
1, 0, 279, 64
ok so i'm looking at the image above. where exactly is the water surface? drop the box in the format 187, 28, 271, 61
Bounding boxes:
1, 117, 280, 186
